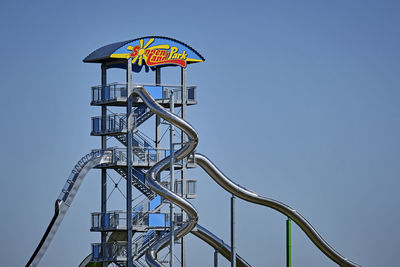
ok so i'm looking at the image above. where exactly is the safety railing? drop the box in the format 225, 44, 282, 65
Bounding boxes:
112, 147, 167, 165
91, 114, 127, 135
91, 211, 169, 231
164, 85, 196, 102
91, 83, 196, 105
100, 146, 196, 167
91, 242, 127, 262
91, 83, 127, 104
175, 179, 197, 199
91, 230, 166, 262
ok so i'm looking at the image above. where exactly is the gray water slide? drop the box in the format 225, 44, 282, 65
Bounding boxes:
27, 85, 361, 267
26, 150, 112, 267
128, 86, 199, 267
193, 153, 361, 267
191, 224, 251, 267
132, 85, 360, 267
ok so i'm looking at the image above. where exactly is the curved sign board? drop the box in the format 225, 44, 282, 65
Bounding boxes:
110, 37, 204, 68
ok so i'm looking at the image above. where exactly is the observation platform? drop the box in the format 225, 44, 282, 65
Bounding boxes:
91, 83, 197, 107
94, 147, 196, 170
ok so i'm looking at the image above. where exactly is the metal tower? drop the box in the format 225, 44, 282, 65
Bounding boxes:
85, 36, 202, 267
27, 36, 361, 267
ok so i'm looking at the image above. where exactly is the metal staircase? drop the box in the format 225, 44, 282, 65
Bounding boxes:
114, 135, 154, 163
114, 168, 156, 199
134, 103, 155, 126
131, 230, 167, 261
114, 104, 156, 163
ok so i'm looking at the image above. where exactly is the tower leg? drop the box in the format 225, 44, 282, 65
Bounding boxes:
101, 63, 107, 267
214, 250, 218, 267
231, 195, 236, 267
126, 58, 133, 267
287, 218, 292, 267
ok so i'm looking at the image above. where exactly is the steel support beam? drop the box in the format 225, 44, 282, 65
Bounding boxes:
155, 67, 162, 177
126, 58, 133, 267
180, 67, 187, 267
169, 91, 175, 267
287, 218, 292, 267
231, 194, 236, 267
101, 63, 107, 267
214, 250, 218, 267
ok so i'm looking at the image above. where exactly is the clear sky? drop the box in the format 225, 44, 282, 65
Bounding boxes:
0, 0, 399, 266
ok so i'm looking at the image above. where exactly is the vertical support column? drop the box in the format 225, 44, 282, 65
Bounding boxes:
101, 63, 107, 267
169, 91, 175, 267
231, 194, 236, 267
214, 250, 218, 267
286, 218, 292, 267
126, 58, 133, 267
155, 67, 161, 261
180, 67, 187, 267
155, 67, 161, 175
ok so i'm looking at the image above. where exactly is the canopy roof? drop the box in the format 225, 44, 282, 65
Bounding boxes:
83, 36, 205, 70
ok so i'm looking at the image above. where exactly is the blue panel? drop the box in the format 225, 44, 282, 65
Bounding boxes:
103, 213, 110, 227
103, 86, 110, 100
92, 118, 99, 132
93, 244, 99, 259
144, 141, 151, 148
150, 195, 161, 211
149, 214, 166, 227
144, 86, 163, 99
120, 86, 127, 97
188, 87, 195, 100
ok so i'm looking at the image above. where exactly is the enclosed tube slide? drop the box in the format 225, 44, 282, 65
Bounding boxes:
193, 153, 361, 267
26, 150, 112, 267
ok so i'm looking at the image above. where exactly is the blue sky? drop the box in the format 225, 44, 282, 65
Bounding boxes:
0, 0, 399, 266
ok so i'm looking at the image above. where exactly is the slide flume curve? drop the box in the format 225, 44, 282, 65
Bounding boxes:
193, 153, 361, 267
130, 86, 199, 267
28, 85, 360, 267
26, 150, 112, 267
191, 224, 251, 267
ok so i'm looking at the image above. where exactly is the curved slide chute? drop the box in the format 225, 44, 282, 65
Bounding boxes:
191, 224, 251, 267
28, 85, 360, 267
26, 150, 112, 267
129, 86, 199, 267
130, 85, 360, 267
193, 153, 361, 267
